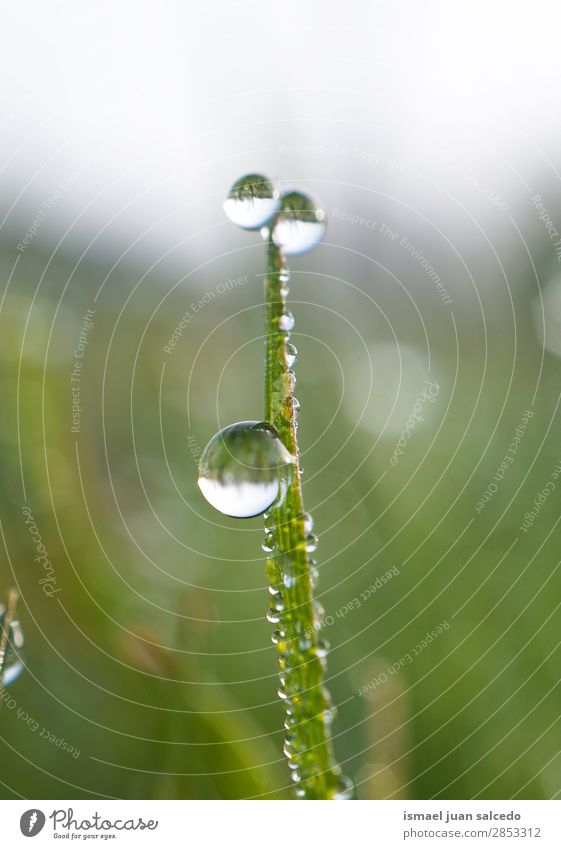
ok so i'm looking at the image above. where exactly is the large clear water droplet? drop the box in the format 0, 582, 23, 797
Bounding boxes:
272, 191, 326, 256
223, 174, 280, 230
198, 421, 294, 518
0, 604, 24, 687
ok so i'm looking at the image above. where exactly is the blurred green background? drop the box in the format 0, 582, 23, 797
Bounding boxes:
1, 216, 561, 799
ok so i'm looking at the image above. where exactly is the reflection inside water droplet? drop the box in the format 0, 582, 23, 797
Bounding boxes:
272, 191, 326, 256
223, 174, 280, 230
198, 421, 294, 518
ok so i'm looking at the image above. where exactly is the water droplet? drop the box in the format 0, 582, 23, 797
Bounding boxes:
299, 633, 313, 651
287, 370, 297, 392
305, 533, 318, 553
301, 512, 313, 534
333, 776, 354, 800
0, 605, 24, 687
267, 606, 283, 624
293, 398, 301, 414
323, 705, 338, 724
270, 592, 284, 611
283, 735, 294, 758
313, 600, 325, 622
262, 533, 276, 553
283, 572, 296, 590
316, 638, 330, 658
278, 267, 290, 297
271, 629, 285, 645
272, 191, 326, 256
285, 343, 297, 367
279, 312, 295, 332
223, 174, 280, 230
309, 563, 319, 588
198, 421, 295, 518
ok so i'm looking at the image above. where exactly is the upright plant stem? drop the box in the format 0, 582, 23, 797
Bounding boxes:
263, 236, 347, 799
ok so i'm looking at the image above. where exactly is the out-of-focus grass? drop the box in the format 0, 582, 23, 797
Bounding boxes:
0, 239, 560, 800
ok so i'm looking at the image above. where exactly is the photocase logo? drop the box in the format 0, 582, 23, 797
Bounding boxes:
20, 809, 46, 837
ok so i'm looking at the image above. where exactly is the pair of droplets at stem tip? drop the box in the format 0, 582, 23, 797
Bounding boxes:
197, 174, 326, 520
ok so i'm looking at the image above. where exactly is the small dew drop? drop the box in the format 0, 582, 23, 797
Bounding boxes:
309, 563, 319, 588
299, 633, 313, 651
293, 397, 301, 414
333, 776, 354, 801
278, 267, 290, 297
301, 512, 313, 534
262, 533, 276, 553
323, 705, 338, 724
267, 607, 282, 624
0, 606, 24, 688
283, 736, 294, 758
285, 343, 297, 367
223, 174, 280, 230
313, 600, 325, 622
283, 572, 296, 590
279, 312, 295, 332
270, 592, 285, 612
316, 638, 330, 658
198, 421, 294, 518
271, 629, 285, 646
305, 533, 318, 553
272, 191, 326, 256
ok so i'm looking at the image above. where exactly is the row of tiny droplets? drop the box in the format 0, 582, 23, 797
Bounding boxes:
262, 260, 352, 799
